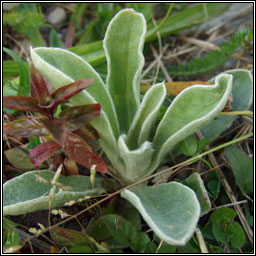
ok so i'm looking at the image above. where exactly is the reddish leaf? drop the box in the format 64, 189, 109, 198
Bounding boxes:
73, 123, 99, 141
30, 65, 53, 106
3, 96, 43, 113
59, 104, 101, 131
51, 79, 94, 108
39, 118, 67, 146
63, 132, 108, 173
3, 117, 48, 137
30, 141, 61, 169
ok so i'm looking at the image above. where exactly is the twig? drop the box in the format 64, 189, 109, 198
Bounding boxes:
13, 228, 51, 253
195, 228, 208, 253
164, 46, 197, 59
209, 200, 248, 211
141, 45, 168, 79
155, 240, 164, 253
150, 43, 172, 82
179, 35, 220, 51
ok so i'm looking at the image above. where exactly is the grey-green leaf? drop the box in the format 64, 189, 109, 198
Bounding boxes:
182, 173, 211, 216
201, 69, 253, 140
225, 146, 253, 194
3, 170, 105, 216
118, 135, 154, 184
127, 82, 166, 149
104, 9, 146, 132
152, 73, 232, 170
121, 182, 200, 246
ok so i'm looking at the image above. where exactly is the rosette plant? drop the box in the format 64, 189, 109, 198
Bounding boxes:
4, 9, 240, 246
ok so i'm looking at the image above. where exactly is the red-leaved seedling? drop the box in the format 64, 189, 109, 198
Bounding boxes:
3, 65, 108, 173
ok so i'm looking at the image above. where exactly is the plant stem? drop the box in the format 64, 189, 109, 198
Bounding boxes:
195, 228, 208, 253
219, 111, 253, 117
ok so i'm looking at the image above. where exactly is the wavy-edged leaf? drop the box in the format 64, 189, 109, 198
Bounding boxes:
31, 47, 119, 173
3, 117, 48, 137
121, 182, 200, 246
51, 78, 94, 109
30, 141, 61, 168
201, 69, 253, 140
3, 170, 105, 216
59, 104, 101, 131
127, 82, 166, 149
3, 96, 43, 113
103, 9, 146, 132
39, 118, 66, 145
63, 132, 108, 173
73, 123, 99, 141
30, 65, 52, 106
152, 74, 232, 170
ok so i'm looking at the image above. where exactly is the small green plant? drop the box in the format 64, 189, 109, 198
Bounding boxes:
3, 8, 252, 248
203, 208, 246, 251
3, 3, 46, 46
168, 30, 251, 76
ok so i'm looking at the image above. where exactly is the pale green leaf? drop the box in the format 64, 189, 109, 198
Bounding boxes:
152, 74, 232, 170
201, 69, 253, 140
127, 82, 166, 149
3, 170, 105, 216
121, 182, 200, 246
118, 135, 154, 184
103, 9, 146, 132
182, 173, 211, 216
